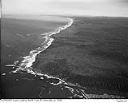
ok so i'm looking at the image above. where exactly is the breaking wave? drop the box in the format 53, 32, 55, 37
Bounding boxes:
11, 18, 73, 73
5, 17, 120, 98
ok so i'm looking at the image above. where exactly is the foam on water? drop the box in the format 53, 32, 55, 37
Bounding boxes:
11, 18, 73, 73
7, 17, 89, 98
5, 17, 121, 98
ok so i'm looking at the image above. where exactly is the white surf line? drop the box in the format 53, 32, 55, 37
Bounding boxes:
10, 17, 88, 98
65, 86, 83, 98
9, 17, 88, 98
12, 18, 73, 74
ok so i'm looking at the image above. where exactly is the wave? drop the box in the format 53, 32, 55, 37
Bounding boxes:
11, 18, 73, 73
8, 17, 89, 98
7, 17, 90, 98
5, 17, 120, 98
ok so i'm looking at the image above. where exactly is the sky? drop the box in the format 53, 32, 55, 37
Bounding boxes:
2, 0, 128, 17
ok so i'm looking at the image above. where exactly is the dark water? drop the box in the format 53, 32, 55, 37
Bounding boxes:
1, 17, 67, 65
1, 16, 73, 98
1, 16, 88, 99
1, 16, 128, 98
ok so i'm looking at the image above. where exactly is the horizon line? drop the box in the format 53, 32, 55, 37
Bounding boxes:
2, 14, 128, 18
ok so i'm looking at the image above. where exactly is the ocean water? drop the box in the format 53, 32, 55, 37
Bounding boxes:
2, 16, 87, 98
1, 16, 128, 98
1, 16, 67, 66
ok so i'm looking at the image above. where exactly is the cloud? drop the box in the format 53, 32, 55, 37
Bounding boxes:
2, 0, 128, 17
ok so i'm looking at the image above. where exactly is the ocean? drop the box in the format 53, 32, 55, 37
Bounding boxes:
1, 16, 128, 98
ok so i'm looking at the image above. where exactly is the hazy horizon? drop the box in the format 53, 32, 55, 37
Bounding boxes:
2, 0, 128, 17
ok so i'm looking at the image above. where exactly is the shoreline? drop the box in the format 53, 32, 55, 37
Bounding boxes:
2, 16, 128, 98
4, 17, 94, 98
10, 18, 73, 73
